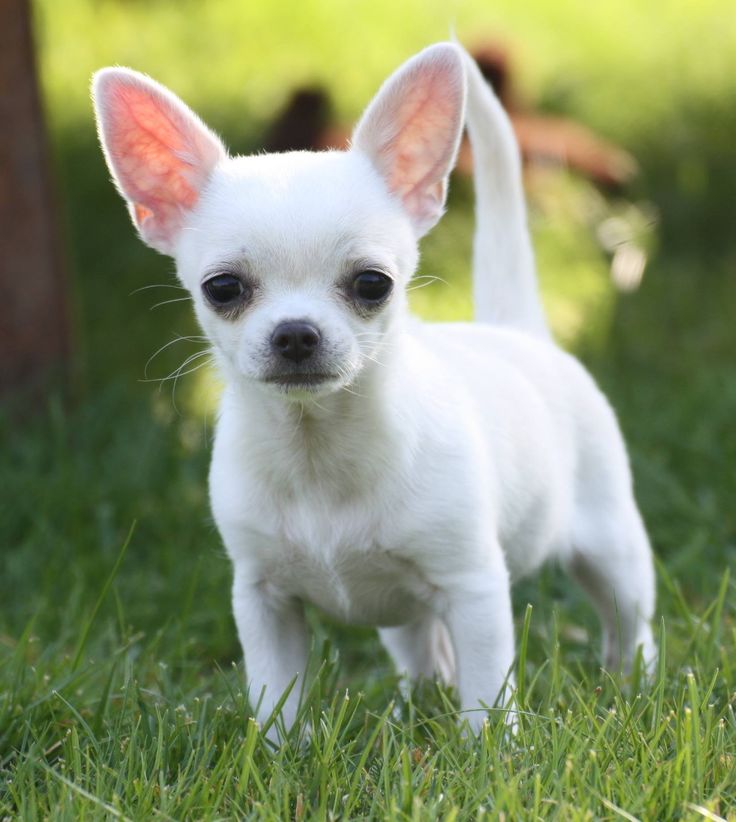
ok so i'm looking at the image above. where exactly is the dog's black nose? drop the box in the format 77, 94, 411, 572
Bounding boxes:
271, 321, 321, 363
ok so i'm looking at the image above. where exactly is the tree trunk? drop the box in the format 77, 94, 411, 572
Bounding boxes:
0, 0, 71, 397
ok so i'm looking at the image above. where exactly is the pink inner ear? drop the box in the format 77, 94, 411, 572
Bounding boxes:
384, 64, 462, 200
95, 70, 225, 252
105, 81, 201, 212
133, 203, 154, 224
352, 45, 465, 236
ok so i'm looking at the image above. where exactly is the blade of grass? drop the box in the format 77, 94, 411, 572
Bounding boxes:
71, 522, 136, 671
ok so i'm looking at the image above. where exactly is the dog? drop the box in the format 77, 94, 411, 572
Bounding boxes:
92, 43, 656, 736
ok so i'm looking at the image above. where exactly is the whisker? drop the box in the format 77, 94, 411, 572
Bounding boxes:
145, 335, 209, 378
305, 394, 332, 415
169, 354, 214, 413
141, 350, 213, 385
130, 283, 188, 296
336, 364, 364, 398
411, 274, 448, 286
407, 278, 445, 292
150, 296, 192, 311
361, 352, 386, 368
340, 383, 364, 398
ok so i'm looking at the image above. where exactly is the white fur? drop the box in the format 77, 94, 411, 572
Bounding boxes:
93, 43, 656, 737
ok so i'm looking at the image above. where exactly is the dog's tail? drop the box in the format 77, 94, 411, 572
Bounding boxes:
462, 49, 551, 339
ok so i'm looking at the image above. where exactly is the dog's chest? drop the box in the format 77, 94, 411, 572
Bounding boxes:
214, 394, 441, 624
259, 482, 433, 625
265, 541, 431, 626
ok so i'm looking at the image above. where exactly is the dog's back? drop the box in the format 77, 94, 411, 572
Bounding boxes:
428, 53, 656, 673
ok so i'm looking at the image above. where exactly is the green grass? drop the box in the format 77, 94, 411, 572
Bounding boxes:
1, 584, 734, 819
1, 405, 734, 821
2, 0, 736, 817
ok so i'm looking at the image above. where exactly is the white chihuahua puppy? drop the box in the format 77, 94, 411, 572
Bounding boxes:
93, 43, 656, 734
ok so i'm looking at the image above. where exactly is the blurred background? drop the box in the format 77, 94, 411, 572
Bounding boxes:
1, 0, 734, 666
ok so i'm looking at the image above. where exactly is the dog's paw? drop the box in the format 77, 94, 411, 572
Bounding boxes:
461, 702, 518, 742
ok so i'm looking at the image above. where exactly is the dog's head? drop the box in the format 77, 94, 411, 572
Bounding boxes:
93, 44, 466, 398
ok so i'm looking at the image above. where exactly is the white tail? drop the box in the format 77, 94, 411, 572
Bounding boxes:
463, 50, 550, 339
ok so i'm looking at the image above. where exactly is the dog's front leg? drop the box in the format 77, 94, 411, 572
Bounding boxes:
443, 564, 516, 732
232, 567, 308, 738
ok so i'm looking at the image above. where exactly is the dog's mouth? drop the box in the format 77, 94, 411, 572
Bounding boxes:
262, 372, 340, 391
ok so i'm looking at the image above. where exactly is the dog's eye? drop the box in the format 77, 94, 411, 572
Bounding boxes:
202, 273, 249, 307
352, 270, 393, 304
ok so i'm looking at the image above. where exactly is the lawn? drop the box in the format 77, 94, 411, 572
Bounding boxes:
1, 0, 735, 818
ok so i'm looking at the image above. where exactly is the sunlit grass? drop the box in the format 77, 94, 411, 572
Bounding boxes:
1, 470, 734, 817
35, 0, 736, 137
34, 0, 736, 388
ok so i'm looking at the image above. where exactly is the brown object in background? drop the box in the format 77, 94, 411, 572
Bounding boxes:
0, 0, 71, 397
266, 45, 637, 190
264, 88, 333, 153
455, 44, 638, 188
264, 86, 349, 154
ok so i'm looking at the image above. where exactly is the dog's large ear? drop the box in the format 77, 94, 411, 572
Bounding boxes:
92, 68, 226, 255
352, 43, 466, 237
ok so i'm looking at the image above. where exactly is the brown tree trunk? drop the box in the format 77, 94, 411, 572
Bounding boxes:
0, 0, 71, 397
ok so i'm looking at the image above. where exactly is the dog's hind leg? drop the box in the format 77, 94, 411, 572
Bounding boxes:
379, 617, 456, 685
568, 498, 657, 673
